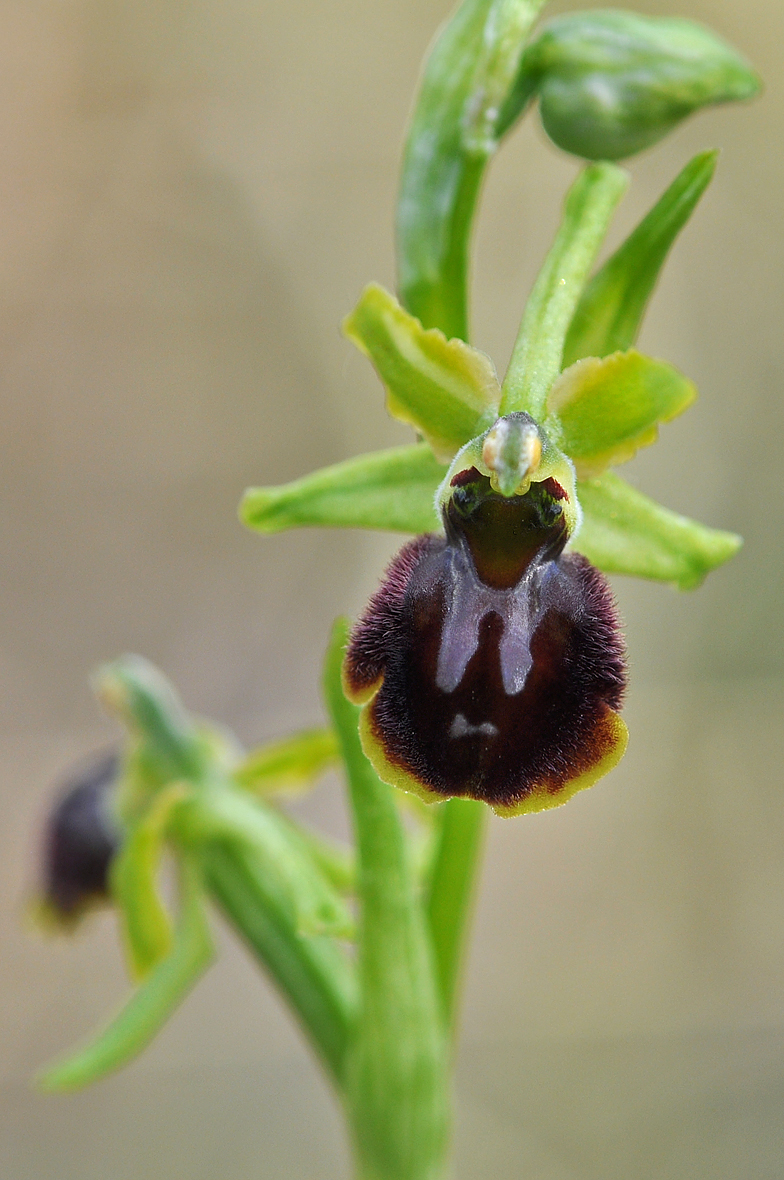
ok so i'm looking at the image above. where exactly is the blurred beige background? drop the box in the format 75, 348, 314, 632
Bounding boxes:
0, 0, 782, 1176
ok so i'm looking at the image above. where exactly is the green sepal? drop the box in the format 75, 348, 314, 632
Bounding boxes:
424, 798, 486, 1032
564, 150, 718, 365
110, 783, 188, 979
38, 857, 214, 1092
344, 283, 501, 462
240, 444, 445, 536
504, 10, 761, 161
501, 162, 629, 420
176, 785, 355, 940
573, 470, 741, 589
546, 349, 696, 478
94, 655, 207, 785
396, 0, 548, 341
234, 728, 339, 797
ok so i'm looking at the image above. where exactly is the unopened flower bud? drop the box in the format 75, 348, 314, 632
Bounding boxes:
504, 10, 760, 161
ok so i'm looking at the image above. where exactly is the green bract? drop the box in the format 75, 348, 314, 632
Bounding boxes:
564, 149, 718, 363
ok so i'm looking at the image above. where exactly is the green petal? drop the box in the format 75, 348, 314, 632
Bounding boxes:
240, 444, 445, 536
547, 349, 696, 478
234, 728, 339, 796
38, 858, 213, 1092
564, 151, 718, 365
573, 471, 741, 589
344, 283, 501, 461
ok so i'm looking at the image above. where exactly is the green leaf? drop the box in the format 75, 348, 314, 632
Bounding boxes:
38, 858, 213, 1092
397, 0, 548, 341
344, 283, 501, 462
573, 470, 742, 589
177, 785, 355, 940
240, 444, 445, 536
564, 150, 718, 366
506, 10, 761, 161
110, 783, 188, 979
234, 728, 339, 797
546, 349, 696, 478
501, 162, 629, 419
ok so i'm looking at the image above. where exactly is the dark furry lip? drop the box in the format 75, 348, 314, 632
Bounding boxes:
343, 473, 627, 816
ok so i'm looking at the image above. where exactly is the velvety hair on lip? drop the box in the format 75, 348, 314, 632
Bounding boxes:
344, 472, 627, 816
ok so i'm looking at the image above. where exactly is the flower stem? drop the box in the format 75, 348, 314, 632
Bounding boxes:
324, 621, 450, 1180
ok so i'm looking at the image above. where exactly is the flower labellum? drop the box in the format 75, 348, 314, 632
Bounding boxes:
42, 752, 121, 923
344, 416, 627, 816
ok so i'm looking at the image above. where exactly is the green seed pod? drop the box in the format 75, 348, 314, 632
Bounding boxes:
501, 9, 760, 160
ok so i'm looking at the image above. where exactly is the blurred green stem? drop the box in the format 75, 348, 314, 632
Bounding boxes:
425, 798, 487, 1031
325, 622, 449, 1180
204, 844, 356, 1086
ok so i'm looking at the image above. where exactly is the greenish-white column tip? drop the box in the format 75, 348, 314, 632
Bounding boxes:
481, 416, 543, 497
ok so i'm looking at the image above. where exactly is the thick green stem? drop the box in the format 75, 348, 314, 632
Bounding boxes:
500, 162, 628, 419
324, 622, 449, 1180
204, 844, 356, 1087
425, 798, 487, 1032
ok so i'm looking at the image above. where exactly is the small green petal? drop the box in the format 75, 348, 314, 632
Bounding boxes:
547, 349, 696, 478
564, 150, 719, 365
234, 728, 339, 796
344, 283, 501, 461
240, 444, 445, 536
573, 471, 741, 589
110, 783, 188, 980
38, 858, 213, 1092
